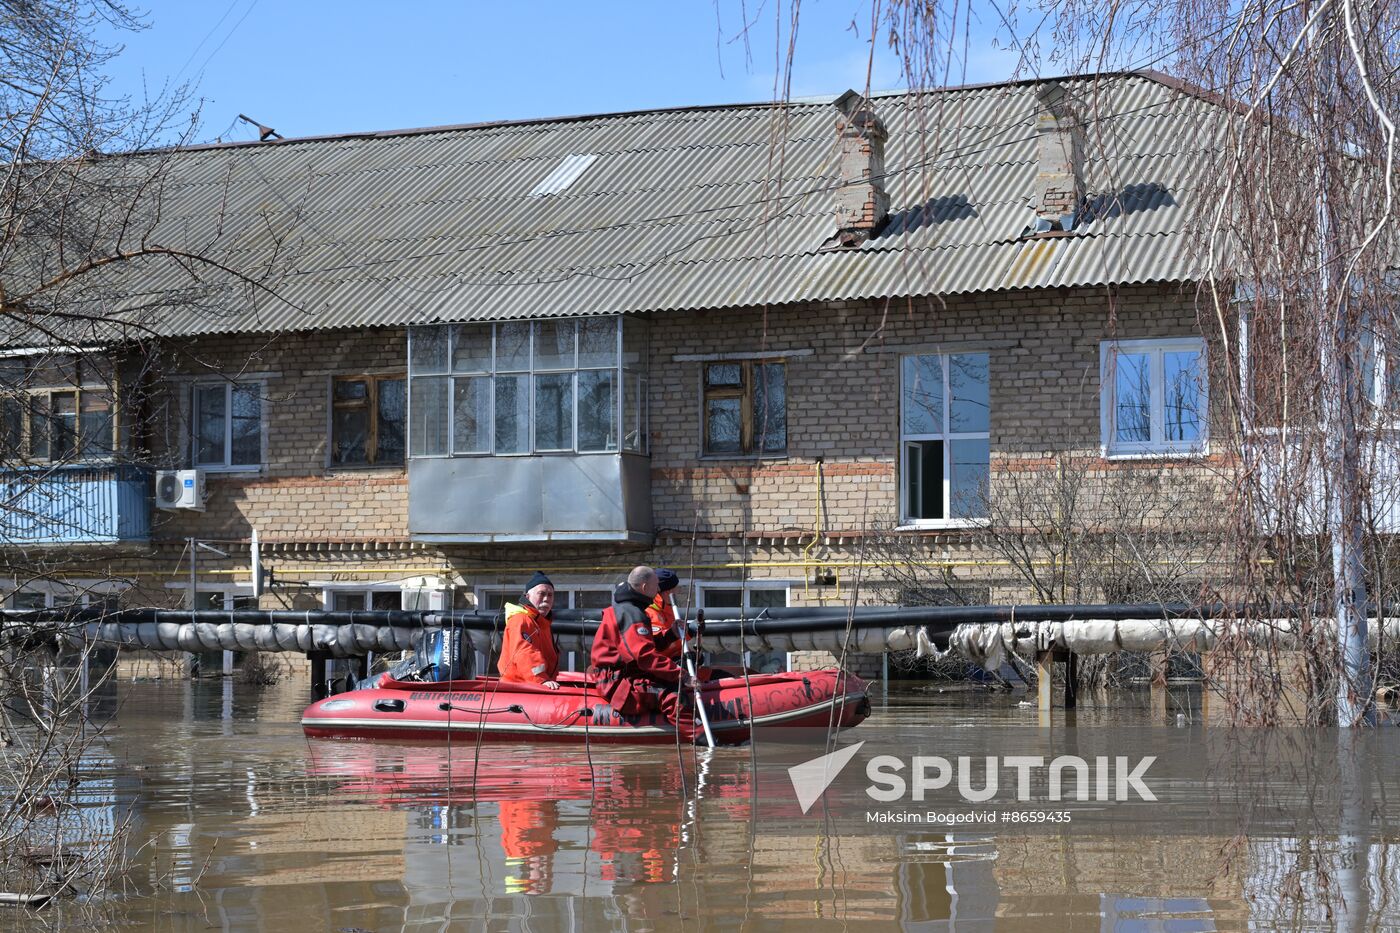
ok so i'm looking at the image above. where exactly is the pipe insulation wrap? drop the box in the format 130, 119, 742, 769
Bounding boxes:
931, 618, 1400, 670
71, 621, 420, 657
5, 607, 1398, 660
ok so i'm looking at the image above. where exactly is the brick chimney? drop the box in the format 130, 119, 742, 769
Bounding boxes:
1031, 82, 1085, 232
832, 90, 890, 246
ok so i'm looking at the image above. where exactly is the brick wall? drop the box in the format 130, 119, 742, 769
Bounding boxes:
650, 282, 1214, 538
20, 282, 1227, 679
134, 283, 1211, 548
146, 327, 409, 544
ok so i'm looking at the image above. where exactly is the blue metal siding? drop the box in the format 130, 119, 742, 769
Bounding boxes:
0, 465, 151, 545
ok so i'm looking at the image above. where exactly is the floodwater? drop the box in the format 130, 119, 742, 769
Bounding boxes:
11, 677, 1400, 931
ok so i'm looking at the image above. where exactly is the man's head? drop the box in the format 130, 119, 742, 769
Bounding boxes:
627, 565, 659, 599
656, 569, 680, 594
524, 570, 555, 614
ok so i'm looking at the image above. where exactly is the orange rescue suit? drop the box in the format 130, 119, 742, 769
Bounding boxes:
496, 600, 559, 685
648, 595, 683, 659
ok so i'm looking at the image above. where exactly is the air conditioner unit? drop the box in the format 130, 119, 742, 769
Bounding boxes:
155, 469, 206, 511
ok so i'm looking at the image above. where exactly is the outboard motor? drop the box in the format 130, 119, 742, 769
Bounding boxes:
354, 625, 472, 690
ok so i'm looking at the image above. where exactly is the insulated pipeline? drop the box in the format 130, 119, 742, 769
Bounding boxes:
1, 604, 1387, 659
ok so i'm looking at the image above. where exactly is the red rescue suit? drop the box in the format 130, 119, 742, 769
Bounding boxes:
589, 582, 691, 723
497, 600, 559, 685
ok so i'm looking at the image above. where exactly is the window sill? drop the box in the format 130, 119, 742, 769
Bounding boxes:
3, 458, 126, 468
326, 463, 406, 473
197, 465, 265, 476
1101, 446, 1208, 461
408, 450, 638, 459
895, 518, 988, 531
699, 453, 789, 462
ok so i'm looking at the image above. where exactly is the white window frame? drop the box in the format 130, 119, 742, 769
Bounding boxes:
318, 582, 406, 611
473, 585, 612, 612
1100, 337, 1208, 458
407, 318, 647, 460
474, 584, 611, 674
897, 352, 991, 529
164, 582, 256, 610
694, 582, 792, 673
5, 578, 129, 608
190, 381, 265, 472
694, 581, 792, 613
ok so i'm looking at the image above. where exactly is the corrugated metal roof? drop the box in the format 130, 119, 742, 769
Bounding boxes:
10, 71, 1230, 340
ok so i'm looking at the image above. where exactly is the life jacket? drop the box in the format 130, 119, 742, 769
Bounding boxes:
648, 595, 683, 659
497, 600, 559, 685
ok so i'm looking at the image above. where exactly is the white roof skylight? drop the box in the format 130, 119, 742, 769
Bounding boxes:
528, 153, 597, 197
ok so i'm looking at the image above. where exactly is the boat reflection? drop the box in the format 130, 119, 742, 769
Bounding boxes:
305, 738, 751, 896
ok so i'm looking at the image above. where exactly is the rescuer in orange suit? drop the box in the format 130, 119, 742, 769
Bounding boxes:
496, 571, 561, 689
589, 566, 703, 724
649, 569, 737, 679
648, 568, 684, 660
499, 797, 559, 895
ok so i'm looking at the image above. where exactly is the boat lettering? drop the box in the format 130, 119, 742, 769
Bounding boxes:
407, 692, 483, 701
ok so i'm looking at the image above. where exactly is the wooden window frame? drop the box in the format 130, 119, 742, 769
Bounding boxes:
331, 373, 406, 467
9, 386, 117, 463
702, 359, 786, 457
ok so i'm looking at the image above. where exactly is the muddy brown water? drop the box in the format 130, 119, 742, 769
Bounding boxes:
10, 677, 1399, 931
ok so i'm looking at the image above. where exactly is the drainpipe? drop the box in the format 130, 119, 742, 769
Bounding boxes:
188, 537, 197, 678
800, 459, 824, 598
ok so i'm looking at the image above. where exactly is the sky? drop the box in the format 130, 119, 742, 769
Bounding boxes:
98, 1, 1028, 144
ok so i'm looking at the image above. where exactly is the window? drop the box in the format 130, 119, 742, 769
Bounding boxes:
477, 586, 612, 612
1, 395, 20, 458
476, 585, 611, 673
193, 590, 259, 611
703, 361, 786, 456
193, 382, 263, 469
408, 317, 647, 458
1101, 338, 1206, 456
900, 353, 990, 522
1360, 325, 1400, 417
327, 589, 401, 611
0, 356, 117, 463
7, 590, 47, 610
331, 375, 406, 466
6, 581, 127, 609
696, 583, 791, 673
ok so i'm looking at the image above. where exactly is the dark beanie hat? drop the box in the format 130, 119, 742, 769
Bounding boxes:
525, 570, 553, 591
656, 569, 680, 592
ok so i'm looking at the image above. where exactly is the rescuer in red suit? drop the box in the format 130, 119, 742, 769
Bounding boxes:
589, 566, 704, 724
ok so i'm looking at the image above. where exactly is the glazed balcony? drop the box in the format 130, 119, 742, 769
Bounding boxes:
0, 463, 151, 545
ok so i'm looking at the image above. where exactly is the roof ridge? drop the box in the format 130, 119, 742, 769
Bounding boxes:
159, 68, 1190, 156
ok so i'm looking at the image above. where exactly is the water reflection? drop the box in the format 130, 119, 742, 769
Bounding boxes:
23, 678, 1400, 931
304, 740, 739, 896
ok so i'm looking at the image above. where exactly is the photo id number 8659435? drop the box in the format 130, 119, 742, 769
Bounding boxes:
999, 810, 1073, 824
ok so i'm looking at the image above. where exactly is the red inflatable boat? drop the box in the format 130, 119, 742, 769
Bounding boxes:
301, 668, 870, 745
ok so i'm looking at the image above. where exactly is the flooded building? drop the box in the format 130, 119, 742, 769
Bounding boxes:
0, 71, 1231, 675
